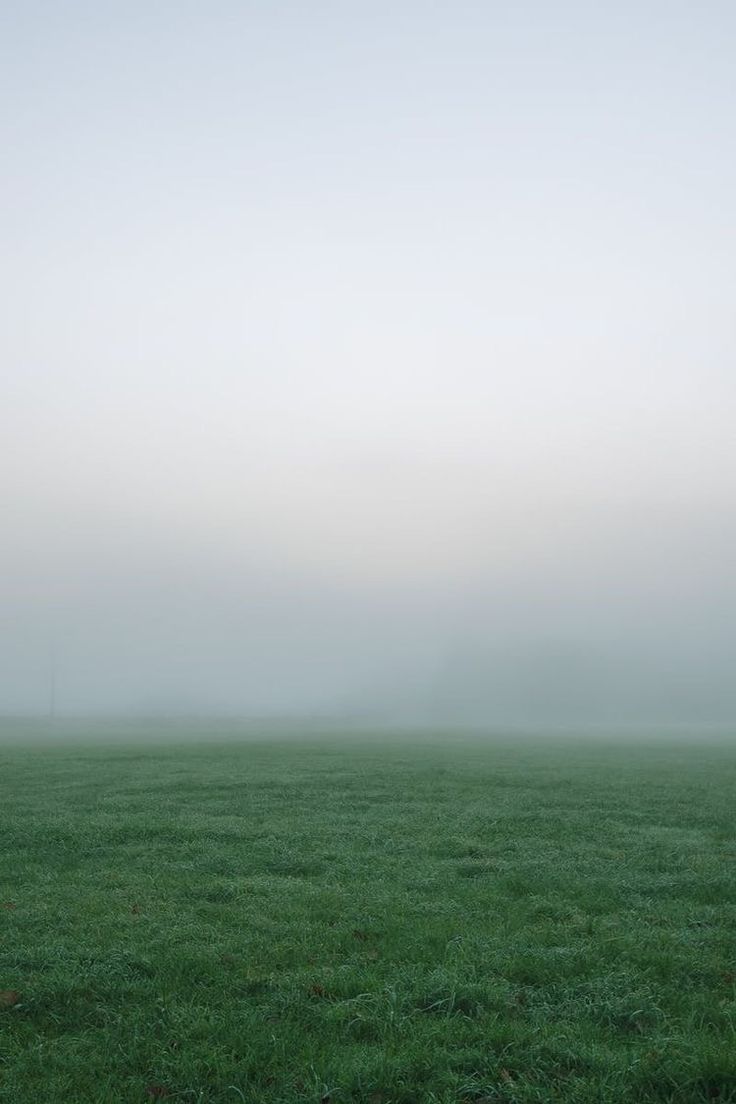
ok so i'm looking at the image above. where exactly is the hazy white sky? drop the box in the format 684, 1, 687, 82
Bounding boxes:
2, 2, 735, 721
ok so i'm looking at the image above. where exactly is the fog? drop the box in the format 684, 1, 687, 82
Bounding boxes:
2, 3, 735, 726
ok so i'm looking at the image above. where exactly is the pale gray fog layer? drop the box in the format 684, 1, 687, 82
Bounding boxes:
2, 3, 735, 725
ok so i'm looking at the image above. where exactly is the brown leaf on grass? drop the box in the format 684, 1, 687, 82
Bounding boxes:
500, 1068, 514, 1084
310, 983, 328, 998
1, 902, 16, 910
131, 903, 141, 915
352, 929, 369, 941
145, 1086, 170, 1099
0, 991, 21, 1009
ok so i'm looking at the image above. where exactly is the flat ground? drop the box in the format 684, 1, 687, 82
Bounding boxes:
0, 728, 735, 1103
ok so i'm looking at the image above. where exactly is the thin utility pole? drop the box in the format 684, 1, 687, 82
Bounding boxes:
48, 640, 57, 720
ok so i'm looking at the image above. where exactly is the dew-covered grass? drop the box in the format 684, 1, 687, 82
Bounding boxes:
1, 726, 735, 1102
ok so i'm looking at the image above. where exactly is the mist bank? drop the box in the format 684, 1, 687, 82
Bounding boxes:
2, 513, 734, 727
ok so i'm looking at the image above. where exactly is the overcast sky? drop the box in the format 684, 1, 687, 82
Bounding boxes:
2, 2, 735, 724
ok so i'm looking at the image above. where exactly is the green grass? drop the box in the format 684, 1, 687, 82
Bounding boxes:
1, 728, 735, 1103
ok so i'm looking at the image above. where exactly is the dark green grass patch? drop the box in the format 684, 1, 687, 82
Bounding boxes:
1, 730, 735, 1102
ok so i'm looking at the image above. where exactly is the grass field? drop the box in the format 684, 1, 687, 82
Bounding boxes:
1, 728, 735, 1103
